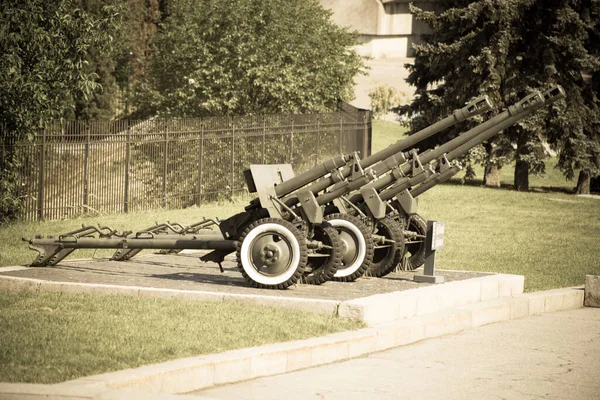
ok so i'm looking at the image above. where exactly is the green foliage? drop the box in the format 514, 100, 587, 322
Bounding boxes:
134, 0, 366, 117
397, 0, 600, 190
69, 0, 126, 120
0, 149, 25, 221
0, 0, 121, 136
113, 0, 163, 116
0, 0, 122, 221
368, 85, 405, 119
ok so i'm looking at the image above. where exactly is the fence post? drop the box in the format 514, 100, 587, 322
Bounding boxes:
262, 116, 266, 164
83, 123, 90, 212
363, 112, 371, 158
231, 120, 235, 198
197, 123, 204, 206
124, 120, 131, 213
289, 115, 294, 164
315, 116, 320, 166
162, 120, 168, 208
37, 126, 46, 221
339, 111, 343, 155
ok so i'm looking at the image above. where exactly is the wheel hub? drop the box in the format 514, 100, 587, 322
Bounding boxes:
250, 234, 292, 275
338, 230, 358, 267
259, 244, 280, 265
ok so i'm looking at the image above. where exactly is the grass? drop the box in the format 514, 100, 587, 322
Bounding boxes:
371, 120, 408, 154
0, 290, 363, 384
418, 184, 600, 291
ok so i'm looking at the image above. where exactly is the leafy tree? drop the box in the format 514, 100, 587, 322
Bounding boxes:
0, 0, 121, 220
113, 0, 163, 116
65, 0, 124, 120
397, 0, 600, 192
134, 0, 365, 117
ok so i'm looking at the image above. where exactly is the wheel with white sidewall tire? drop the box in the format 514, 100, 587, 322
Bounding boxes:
237, 218, 307, 289
324, 213, 374, 282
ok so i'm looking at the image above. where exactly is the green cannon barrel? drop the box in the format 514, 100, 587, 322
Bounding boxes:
370, 85, 565, 201
273, 153, 352, 198
360, 95, 492, 169
281, 96, 492, 206
317, 88, 544, 205
312, 85, 565, 207
443, 86, 565, 163
409, 165, 462, 197
378, 170, 432, 202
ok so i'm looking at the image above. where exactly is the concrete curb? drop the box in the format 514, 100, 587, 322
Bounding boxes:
0, 286, 584, 399
339, 273, 524, 326
0, 272, 523, 325
584, 275, 600, 307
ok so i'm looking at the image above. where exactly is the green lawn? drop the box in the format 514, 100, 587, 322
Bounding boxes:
371, 119, 408, 154
0, 290, 362, 384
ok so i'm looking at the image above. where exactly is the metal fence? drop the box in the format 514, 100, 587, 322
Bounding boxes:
4, 110, 371, 221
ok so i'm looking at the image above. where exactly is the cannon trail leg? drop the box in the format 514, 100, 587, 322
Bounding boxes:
324, 213, 374, 282
302, 224, 342, 285
367, 217, 405, 277
236, 218, 307, 290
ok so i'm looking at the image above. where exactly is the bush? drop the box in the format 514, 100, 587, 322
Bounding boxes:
368, 85, 405, 119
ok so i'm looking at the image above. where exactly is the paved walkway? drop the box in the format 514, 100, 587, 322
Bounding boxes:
190, 307, 600, 400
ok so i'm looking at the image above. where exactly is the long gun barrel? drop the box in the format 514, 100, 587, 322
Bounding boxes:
320, 85, 564, 208
357, 85, 566, 205
409, 164, 462, 198
277, 96, 493, 207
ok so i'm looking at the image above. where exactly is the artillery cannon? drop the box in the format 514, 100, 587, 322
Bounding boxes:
25, 85, 566, 289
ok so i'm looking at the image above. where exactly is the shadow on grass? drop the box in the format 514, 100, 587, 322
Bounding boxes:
443, 178, 575, 195
150, 272, 250, 288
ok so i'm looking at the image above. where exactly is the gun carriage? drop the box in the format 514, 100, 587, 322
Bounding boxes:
25, 86, 566, 289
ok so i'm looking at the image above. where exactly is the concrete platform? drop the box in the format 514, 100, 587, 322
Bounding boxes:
0, 251, 488, 301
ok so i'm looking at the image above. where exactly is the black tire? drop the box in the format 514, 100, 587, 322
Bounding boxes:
401, 214, 427, 271
324, 213, 374, 282
302, 224, 342, 285
236, 218, 307, 289
367, 217, 405, 277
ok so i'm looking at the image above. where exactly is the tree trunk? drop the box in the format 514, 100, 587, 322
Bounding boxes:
514, 133, 529, 191
484, 164, 501, 187
575, 170, 591, 195
514, 160, 529, 191
483, 142, 501, 187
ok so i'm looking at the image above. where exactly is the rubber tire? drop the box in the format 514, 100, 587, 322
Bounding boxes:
237, 218, 307, 289
366, 217, 405, 278
401, 214, 427, 271
302, 224, 342, 285
324, 213, 374, 282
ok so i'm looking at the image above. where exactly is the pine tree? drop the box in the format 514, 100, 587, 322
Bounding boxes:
398, 0, 600, 192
